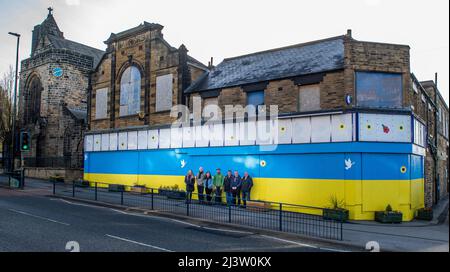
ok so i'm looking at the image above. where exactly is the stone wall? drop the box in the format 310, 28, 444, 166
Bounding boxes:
25, 167, 83, 182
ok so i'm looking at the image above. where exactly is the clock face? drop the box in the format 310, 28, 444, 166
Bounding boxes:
53, 67, 63, 77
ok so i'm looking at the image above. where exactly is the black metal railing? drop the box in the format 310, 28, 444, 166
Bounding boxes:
53, 181, 343, 241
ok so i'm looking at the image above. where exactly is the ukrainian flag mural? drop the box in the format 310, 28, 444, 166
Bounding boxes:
84, 112, 427, 221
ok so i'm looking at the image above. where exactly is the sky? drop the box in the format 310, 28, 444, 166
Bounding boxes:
0, 0, 448, 105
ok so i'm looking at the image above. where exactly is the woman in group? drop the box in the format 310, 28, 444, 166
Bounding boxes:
184, 170, 195, 204
204, 171, 214, 204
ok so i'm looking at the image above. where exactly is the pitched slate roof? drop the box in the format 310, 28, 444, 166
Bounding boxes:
185, 36, 345, 93
65, 106, 87, 122
48, 35, 105, 67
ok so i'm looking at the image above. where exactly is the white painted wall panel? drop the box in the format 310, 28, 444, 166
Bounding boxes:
225, 122, 239, 146
195, 125, 210, 148
85, 135, 94, 152
147, 130, 159, 149
292, 117, 311, 144
331, 114, 353, 142
138, 131, 148, 150
256, 120, 273, 145
311, 116, 331, 143
171, 127, 183, 148
182, 126, 196, 148
127, 131, 138, 150
109, 133, 118, 151
93, 135, 102, 151
209, 123, 224, 147
101, 134, 110, 151
118, 132, 128, 150
359, 113, 411, 143
159, 129, 171, 149
276, 119, 293, 145
239, 121, 256, 146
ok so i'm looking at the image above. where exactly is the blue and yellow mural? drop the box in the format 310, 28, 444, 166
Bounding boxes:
84, 112, 426, 221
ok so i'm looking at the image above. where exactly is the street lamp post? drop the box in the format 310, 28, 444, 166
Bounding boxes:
8, 32, 20, 173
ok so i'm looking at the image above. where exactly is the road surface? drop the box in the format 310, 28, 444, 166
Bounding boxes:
0, 186, 351, 252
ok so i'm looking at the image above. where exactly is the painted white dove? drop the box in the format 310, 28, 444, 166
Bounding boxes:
345, 158, 356, 170
180, 160, 187, 169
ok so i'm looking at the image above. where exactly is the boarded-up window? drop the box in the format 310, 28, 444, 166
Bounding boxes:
156, 74, 173, 112
95, 88, 108, 119
120, 66, 141, 116
298, 84, 320, 112
247, 91, 265, 117
356, 72, 403, 109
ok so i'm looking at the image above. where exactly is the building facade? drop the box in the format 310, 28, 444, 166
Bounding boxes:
84, 29, 449, 221
18, 9, 104, 180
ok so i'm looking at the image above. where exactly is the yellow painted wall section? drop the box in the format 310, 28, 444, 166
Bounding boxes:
83, 173, 424, 221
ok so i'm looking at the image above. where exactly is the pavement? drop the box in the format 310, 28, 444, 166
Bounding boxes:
1, 175, 448, 252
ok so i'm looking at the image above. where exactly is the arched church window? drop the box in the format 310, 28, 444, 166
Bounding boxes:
119, 66, 141, 116
25, 76, 42, 124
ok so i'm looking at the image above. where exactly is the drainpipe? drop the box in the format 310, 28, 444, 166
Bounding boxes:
434, 73, 439, 204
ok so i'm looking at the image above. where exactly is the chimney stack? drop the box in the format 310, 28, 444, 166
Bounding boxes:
347, 29, 352, 38
209, 57, 214, 69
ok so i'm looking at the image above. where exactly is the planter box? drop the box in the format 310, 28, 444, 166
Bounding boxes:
166, 191, 186, 200
416, 209, 433, 221
131, 186, 148, 195
74, 180, 90, 188
247, 201, 272, 212
108, 184, 125, 192
159, 189, 186, 200
323, 209, 349, 222
375, 211, 403, 224
158, 189, 169, 197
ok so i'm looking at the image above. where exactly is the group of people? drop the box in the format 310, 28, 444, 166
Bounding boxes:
184, 167, 254, 208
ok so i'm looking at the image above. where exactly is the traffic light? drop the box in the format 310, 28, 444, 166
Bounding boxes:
20, 131, 31, 152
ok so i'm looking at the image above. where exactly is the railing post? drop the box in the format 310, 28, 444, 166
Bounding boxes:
187, 200, 190, 217
72, 181, 75, 198
228, 205, 232, 223
120, 190, 124, 206
279, 203, 283, 232
151, 188, 154, 210
52, 180, 56, 195
95, 182, 98, 201
340, 221, 343, 241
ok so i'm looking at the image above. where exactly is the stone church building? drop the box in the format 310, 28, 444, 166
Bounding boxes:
18, 8, 104, 180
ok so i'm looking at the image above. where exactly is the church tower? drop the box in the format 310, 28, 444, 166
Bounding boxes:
18, 8, 104, 181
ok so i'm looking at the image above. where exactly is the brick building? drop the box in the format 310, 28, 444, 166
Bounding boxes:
85, 28, 448, 219
88, 22, 208, 131
184, 30, 449, 209
18, 9, 104, 180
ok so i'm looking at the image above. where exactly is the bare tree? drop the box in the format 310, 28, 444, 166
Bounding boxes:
0, 65, 15, 145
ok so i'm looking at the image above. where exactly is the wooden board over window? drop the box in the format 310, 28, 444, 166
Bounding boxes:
299, 84, 320, 112
156, 74, 173, 112
95, 88, 108, 120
